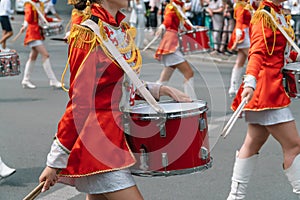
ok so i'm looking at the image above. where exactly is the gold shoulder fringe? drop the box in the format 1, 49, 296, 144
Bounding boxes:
69, 24, 97, 50
251, 6, 277, 31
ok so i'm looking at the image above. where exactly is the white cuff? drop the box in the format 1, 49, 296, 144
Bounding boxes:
243, 74, 256, 90
46, 138, 70, 169
146, 82, 162, 100
236, 28, 242, 37
159, 24, 166, 31
23, 21, 28, 28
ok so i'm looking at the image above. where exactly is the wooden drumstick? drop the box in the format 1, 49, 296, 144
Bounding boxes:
23, 181, 45, 200
143, 35, 159, 51
221, 98, 247, 138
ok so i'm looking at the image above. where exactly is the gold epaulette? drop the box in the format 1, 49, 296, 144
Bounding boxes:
251, 5, 277, 31
69, 24, 97, 51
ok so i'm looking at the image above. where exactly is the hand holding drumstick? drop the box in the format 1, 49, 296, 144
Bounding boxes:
222, 87, 253, 138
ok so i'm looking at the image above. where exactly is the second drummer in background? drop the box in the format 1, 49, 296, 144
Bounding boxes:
154, 0, 198, 100
19, 0, 62, 89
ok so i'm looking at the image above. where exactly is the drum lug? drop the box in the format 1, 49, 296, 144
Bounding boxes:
200, 147, 208, 160
162, 153, 168, 168
139, 148, 149, 171
159, 123, 167, 138
199, 118, 207, 131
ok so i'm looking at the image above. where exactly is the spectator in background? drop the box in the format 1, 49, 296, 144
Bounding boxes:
149, 0, 160, 33
0, 0, 14, 51
143, 0, 151, 31
159, 0, 170, 23
206, 0, 224, 54
219, 0, 234, 54
130, 0, 146, 49
184, 0, 194, 21
190, 0, 205, 26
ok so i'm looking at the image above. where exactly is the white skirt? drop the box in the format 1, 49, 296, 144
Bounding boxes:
245, 107, 294, 126
28, 40, 43, 48
161, 48, 186, 67
59, 169, 136, 194
237, 28, 250, 49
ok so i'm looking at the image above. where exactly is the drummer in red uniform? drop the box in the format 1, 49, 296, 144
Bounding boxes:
227, 0, 253, 97
38, 0, 190, 199
154, 0, 198, 100
226, 0, 300, 199
20, 0, 62, 89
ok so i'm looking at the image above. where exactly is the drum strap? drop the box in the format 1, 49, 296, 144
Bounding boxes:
81, 18, 164, 114
28, 1, 50, 26
260, 9, 300, 55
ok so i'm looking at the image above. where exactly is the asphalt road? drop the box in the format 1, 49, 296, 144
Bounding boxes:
0, 11, 300, 200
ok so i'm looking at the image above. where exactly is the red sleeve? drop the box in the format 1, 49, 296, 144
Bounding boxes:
56, 43, 97, 151
246, 20, 268, 79
235, 6, 244, 30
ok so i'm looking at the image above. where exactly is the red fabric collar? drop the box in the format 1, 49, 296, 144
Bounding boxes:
263, 0, 282, 12
91, 4, 126, 26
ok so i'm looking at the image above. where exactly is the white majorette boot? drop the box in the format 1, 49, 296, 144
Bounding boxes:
183, 77, 197, 100
227, 151, 259, 200
21, 60, 36, 89
284, 154, 300, 199
228, 67, 243, 97
0, 157, 16, 178
42, 58, 62, 89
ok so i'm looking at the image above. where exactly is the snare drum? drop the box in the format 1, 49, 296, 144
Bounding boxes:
123, 100, 212, 177
178, 27, 210, 55
282, 62, 300, 98
0, 51, 20, 77
42, 21, 64, 37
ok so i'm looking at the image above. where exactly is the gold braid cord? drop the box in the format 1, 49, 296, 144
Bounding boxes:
61, 19, 142, 92
251, 4, 295, 55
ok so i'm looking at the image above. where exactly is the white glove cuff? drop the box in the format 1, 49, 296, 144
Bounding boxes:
23, 21, 28, 28
243, 74, 256, 90
46, 137, 70, 169
159, 24, 166, 31
146, 82, 162, 100
236, 28, 242, 37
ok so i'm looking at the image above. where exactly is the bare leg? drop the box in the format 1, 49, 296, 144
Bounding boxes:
156, 66, 175, 84
238, 123, 270, 158
173, 61, 196, 99
172, 61, 194, 81
0, 31, 13, 49
266, 121, 300, 169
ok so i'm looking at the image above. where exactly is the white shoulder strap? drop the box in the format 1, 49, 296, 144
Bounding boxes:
81, 19, 164, 113
28, 0, 50, 26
